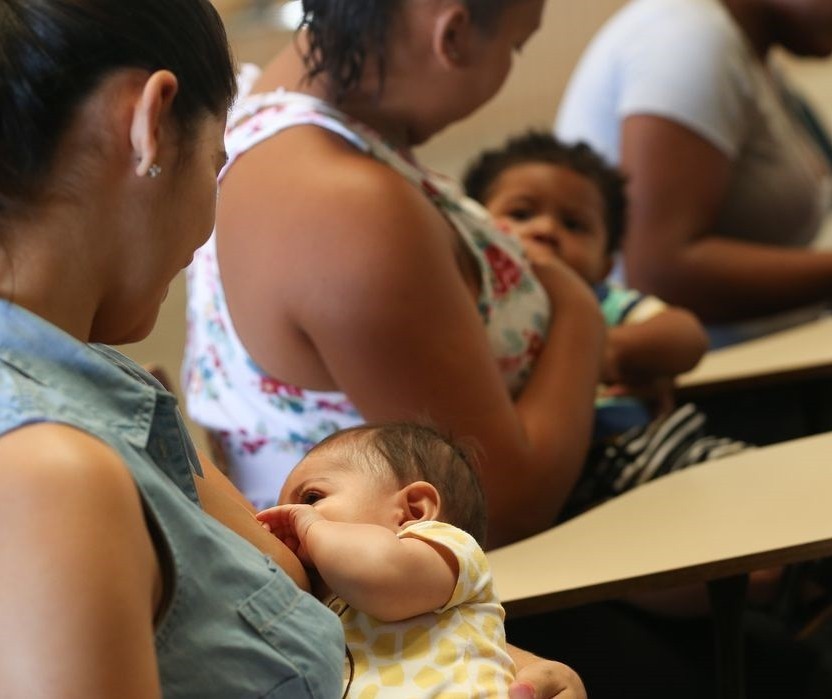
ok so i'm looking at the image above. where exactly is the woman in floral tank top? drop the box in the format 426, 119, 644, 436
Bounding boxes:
184, 0, 605, 551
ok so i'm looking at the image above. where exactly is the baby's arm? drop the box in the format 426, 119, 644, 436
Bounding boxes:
258, 505, 457, 621
604, 305, 708, 386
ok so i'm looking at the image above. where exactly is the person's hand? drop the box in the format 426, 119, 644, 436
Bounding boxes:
524, 245, 598, 311
600, 375, 675, 417
600, 334, 625, 387
493, 216, 564, 270
509, 658, 587, 699
498, 218, 575, 282
256, 504, 324, 565
505, 226, 601, 321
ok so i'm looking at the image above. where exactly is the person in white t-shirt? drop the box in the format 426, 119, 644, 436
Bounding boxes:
556, 0, 832, 347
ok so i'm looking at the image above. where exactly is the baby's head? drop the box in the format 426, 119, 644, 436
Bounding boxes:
464, 131, 627, 285
279, 422, 487, 546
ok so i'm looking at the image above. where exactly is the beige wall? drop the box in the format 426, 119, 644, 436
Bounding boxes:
121, 1, 832, 447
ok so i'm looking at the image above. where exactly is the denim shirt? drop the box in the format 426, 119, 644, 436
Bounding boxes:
0, 302, 344, 698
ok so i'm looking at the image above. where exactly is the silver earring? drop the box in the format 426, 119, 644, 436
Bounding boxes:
147, 163, 162, 179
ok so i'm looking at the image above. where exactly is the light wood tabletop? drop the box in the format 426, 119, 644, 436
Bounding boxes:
677, 316, 832, 397
488, 431, 832, 619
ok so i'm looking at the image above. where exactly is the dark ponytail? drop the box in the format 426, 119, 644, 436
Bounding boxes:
0, 0, 236, 217
300, 0, 508, 101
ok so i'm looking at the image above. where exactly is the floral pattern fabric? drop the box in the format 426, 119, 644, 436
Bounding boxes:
183, 65, 550, 510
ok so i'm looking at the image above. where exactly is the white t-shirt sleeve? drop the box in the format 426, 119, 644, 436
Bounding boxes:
619, 6, 750, 155
557, 0, 755, 159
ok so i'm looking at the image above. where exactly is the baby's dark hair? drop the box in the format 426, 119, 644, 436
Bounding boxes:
463, 131, 628, 254
310, 422, 488, 546
300, 0, 509, 102
0, 0, 235, 221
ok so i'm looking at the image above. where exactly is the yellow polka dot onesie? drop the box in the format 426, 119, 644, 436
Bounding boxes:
327, 521, 515, 698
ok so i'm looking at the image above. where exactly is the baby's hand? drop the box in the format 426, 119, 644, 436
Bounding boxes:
494, 215, 595, 306
256, 504, 324, 565
600, 376, 676, 418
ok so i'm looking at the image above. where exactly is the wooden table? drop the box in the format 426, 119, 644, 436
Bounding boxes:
677, 316, 832, 398
488, 432, 832, 698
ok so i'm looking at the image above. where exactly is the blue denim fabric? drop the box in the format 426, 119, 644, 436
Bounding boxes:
0, 301, 344, 698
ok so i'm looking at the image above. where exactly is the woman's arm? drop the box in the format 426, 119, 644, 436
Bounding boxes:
621, 115, 832, 322
0, 424, 161, 698
218, 140, 605, 547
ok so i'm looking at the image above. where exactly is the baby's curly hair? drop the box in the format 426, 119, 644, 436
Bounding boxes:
463, 130, 629, 254
309, 422, 488, 546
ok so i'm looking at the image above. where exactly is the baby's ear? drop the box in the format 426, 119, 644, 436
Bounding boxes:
398, 481, 441, 525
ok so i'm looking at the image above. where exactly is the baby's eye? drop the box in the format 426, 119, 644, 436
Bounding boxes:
300, 491, 323, 505
507, 207, 534, 222
563, 216, 588, 232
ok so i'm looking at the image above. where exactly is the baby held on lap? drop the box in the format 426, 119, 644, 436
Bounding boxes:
257, 422, 515, 698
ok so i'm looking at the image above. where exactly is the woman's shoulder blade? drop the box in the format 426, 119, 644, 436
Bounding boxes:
227, 137, 448, 266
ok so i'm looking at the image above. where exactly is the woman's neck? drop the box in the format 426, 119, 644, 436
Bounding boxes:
0, 210, 103, 342
258, 43, 414, 151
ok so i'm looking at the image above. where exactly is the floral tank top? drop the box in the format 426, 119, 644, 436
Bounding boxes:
183, 65, 550, 510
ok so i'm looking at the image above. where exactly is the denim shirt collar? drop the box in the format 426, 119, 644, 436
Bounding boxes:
0, 300, 158, 450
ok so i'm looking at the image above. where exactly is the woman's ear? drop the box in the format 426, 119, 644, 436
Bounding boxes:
130, 69, 179, 177
432, 4, 474, 69
398, 481, 442, 525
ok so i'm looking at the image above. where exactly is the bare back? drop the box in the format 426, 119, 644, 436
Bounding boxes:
185, 53, 604, 544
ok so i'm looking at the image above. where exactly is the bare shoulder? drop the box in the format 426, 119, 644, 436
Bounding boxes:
315, 152, 455, 274
220, 124, 460, 318
215, 124, 470, 385
0, 423, 148, 526
222, 124, 448, 258
294, 152, 465, 324
0, 424, 163, 697
0, 422, 134, 484
0, 422, 160, 595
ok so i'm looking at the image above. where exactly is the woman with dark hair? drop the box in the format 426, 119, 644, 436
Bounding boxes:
0, 1, 347, 696
184, 0, 606, 548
